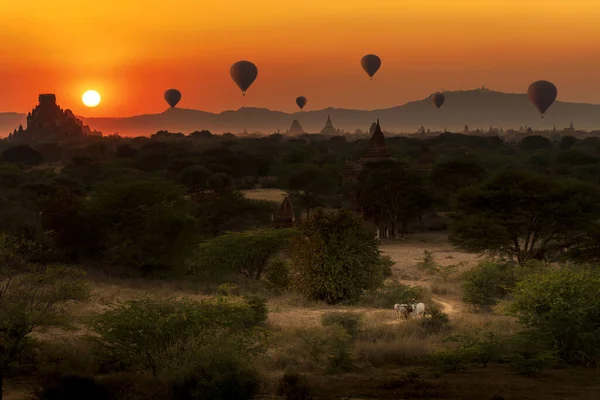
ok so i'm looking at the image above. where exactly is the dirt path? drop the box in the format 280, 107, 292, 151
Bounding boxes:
379, 234, 477, 317
432, 297, 459, 315
397, 278, 463, 315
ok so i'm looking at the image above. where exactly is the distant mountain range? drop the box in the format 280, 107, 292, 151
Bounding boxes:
3, 89, 600, 138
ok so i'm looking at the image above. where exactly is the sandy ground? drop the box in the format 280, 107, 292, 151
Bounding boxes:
241, 188, 288, 202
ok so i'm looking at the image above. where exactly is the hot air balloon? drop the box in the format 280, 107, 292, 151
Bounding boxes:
528, 80, 557, 118
164, 89, 181, 108
296, 96, 307, 110
361, 54, 381, 80
230, 61, 258, 96
433, 92, 445, 109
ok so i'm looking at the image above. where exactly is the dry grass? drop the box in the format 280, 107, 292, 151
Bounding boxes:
241, 188, 288, 202
380, 232, 480, 280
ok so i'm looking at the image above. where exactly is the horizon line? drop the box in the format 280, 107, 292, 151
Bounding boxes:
3, 87, 600, 120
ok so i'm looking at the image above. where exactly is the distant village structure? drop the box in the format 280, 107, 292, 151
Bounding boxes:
271, 196, 296, 228
287, 119, 304, 136
8, 94, 101, 140
320, 115, 342, 136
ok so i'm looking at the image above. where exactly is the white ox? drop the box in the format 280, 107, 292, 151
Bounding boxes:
394, 303, 412, 320
411, 302, 427, 319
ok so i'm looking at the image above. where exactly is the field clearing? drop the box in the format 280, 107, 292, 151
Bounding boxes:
242, 188, 288, 202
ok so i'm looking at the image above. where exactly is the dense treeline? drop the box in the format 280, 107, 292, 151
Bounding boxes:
2, 130, 600, 399
1, 129, 599, 284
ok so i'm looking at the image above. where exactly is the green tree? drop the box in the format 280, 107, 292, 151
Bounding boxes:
207, 172, 233, 192
558, 135, 577, 151
508, 266, 600, 364
279, 164, 338, 217
179, 165, 212, 192
1, 145, 42, 166
188, 228, 297, 282
430, 159, 486, 208
195, 191, 277, 238
84, 178, 198, 275
461, 260, 515, 310
450, 170, 600, 266
0, 239, 89, 399
519, 135, 552, 152
356, 161, 435, 237
115, 143, 138, 158
289, 209, 384, 304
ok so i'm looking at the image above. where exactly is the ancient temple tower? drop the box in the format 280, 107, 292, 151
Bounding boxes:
271, 196, 296, 228
359, 119, 391, 162
288, 119, 304, 135
319, 115, 339, 136
10, 94, 101, 140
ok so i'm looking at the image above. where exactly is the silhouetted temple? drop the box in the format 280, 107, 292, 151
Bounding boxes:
288, 119, 304, 136
369, 122, 377, 135
361, 119, 391, 161
271, 196, 296, 228
8, 94, 101, 140
342, 119, 396, 210
320, 115, 340, 136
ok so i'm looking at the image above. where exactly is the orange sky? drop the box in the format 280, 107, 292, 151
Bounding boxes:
1, 0, 600, 117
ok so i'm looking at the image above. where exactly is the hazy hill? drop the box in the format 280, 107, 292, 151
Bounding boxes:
3, 89, 600, 137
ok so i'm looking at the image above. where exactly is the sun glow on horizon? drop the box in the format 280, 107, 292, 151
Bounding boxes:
82, 90, 101, 107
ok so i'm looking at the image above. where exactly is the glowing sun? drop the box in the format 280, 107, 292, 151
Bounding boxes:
82, 90, 101, 107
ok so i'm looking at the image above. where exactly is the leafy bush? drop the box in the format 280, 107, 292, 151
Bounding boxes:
428, 349, 470, 374
265, 258, 291, 294
216, 283, 240, 297
379, 255, 395, 278
0, 256, 90, 392
321, 312, 363, 340
166, 339, 261, 400
88, 297, 268, 377
461, 260, 515, 310
416, 250, 438, 274
325, 325, 356, 373
189, 228, 297, 282
508, 266, 600, 365
360, 283, 425, 309
508, 350, 558, 377
243, 295, 269, 327
289, 209, 385, 304
443, 330, 503, 368
419, 306, 450, 335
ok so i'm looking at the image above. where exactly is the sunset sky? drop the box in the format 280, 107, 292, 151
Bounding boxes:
1, 0, 600, 117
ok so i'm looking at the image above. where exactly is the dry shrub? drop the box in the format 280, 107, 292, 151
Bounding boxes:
356, 320, 441, 367
265, 325, 355, 373
33, 337, 100, 378
355, 312, 521, 369
356, 336, 432, 367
